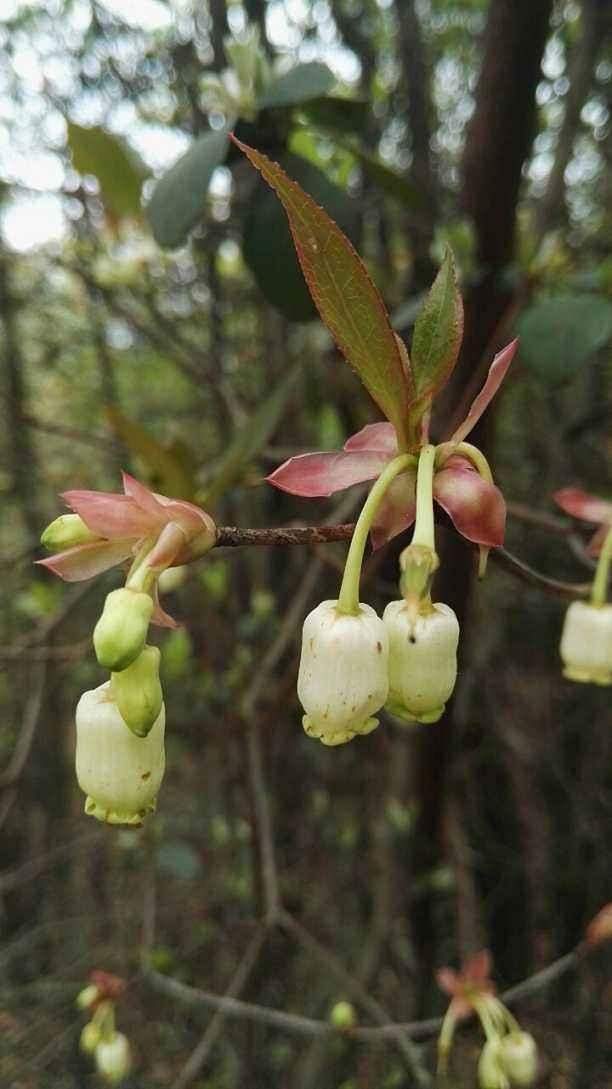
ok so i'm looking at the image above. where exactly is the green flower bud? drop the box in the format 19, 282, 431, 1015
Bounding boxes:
41, 513, 101, 551
383, 600, 459, 724
93, 588, 154, 672
111, 646, 163, 737
499, 1031, 538, 1087
329, 1001, 356, 1029
76, 982, 100, 1010
560, 601, 612, 686
478, 1039, 510, 1089
95, 1031, 131, 1084
76, 682, 165, 826
80, 1021, 102, 1054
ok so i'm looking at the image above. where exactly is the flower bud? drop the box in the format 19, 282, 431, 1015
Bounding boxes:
76, 983, 100, 1010
76, 682, 165, 825
560, 601, 612, 686
41, 513, 101, 551
93, 588, 154, 672
329, 1001, 356, 1029
499, 1031, 537, 1087
95, 1031, 132, 1084
80, 1021, 102, 1054
111, 645, 163, 737
298, 601, 388, 746
478, 1039, 510, 1089
383, 601, 459, 724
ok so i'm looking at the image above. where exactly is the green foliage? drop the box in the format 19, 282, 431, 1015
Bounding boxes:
298, 95, 369, 135
242, 152, 360, 321
202, 367, 299, 505
236, 139, 413, 446
156, 841, 203, 880
516, 293, 612, 384
67, 123, 146, 219
105, 406, 197, 499
257, 62, 335, 109
147, 130, 229, 248
410, 249, 464, 404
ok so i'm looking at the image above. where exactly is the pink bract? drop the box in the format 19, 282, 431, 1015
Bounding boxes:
437, 949, 495, 1021
37, 473, 215, 626
554, 487, 612, 557
268, 341, 516, 549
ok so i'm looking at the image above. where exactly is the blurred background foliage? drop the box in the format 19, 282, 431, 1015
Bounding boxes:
0, 0, 611, 1086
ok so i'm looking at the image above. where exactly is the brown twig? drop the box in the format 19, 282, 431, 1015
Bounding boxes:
215, 524, 356, 548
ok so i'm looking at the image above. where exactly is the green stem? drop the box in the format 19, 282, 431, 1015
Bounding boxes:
125, 537, 157, 594
436, 440, 493, 483
411, 444, 437, 549
337, 453, 415, 615
591, 525, 612, 607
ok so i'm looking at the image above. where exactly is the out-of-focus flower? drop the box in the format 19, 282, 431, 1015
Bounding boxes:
95, 1031, 132, 1084
437, 949, 496, 1021
297, 600, 388, 745
478, 1039, 510, 1089
499, 1031, 538, 1087
559, 600, 612, 686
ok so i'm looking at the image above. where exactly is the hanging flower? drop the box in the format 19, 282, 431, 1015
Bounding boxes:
297, 600, 389, 745
38, 472, 216, 626
437, 949, 496, 1022
267, 341, 517, 550
559, 601, 612, 685
75, 682, 165, 825
383, 600, 460, 723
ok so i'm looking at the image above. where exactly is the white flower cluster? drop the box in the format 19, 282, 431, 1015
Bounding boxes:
298, 596, 459, 746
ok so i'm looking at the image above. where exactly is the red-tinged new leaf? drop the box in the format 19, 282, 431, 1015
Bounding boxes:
554, 488, 612, 525
232, 136, 414, 446
410, 248, 463, 408
267, 449, 387, 497
450, 339, 518, 443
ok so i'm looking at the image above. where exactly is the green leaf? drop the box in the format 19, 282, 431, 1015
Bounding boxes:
67, 123, 146, 219
147, 130, 229, 249
410, 249, 463, 405
242, 152, 359, 322
105, 406, 196, 499
298, 95, 369, 134
234, 138, 414, 445
346, 145, 424, 209
202, 367, 299, 506
516, 293, 612, 384
257, 62, 335, 109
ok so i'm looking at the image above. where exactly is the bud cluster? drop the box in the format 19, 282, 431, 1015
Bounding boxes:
76, 973, 132, 1085
39, 476, 217, 826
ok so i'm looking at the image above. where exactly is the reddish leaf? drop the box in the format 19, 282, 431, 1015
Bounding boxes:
344, 421, 397, 454
450, 339, 518, 443
232, 136, 414, 447
410, 248, 464, 410
267, 450, 386, 497
554, 488, 612, 525
434, 458, 506, 547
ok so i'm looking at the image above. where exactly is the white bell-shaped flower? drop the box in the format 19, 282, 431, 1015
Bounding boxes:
383, 600, 459, 724
478, 1039, 510, 1089
75, 682, 165, 825
560, 601, 612, 685
499, 1031, 538, 1087
298, 600, 389, 746
95, 1031, 131, 1084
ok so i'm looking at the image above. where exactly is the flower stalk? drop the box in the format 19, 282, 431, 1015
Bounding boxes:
337, 453, 415, 615
591, 524, 612, 607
